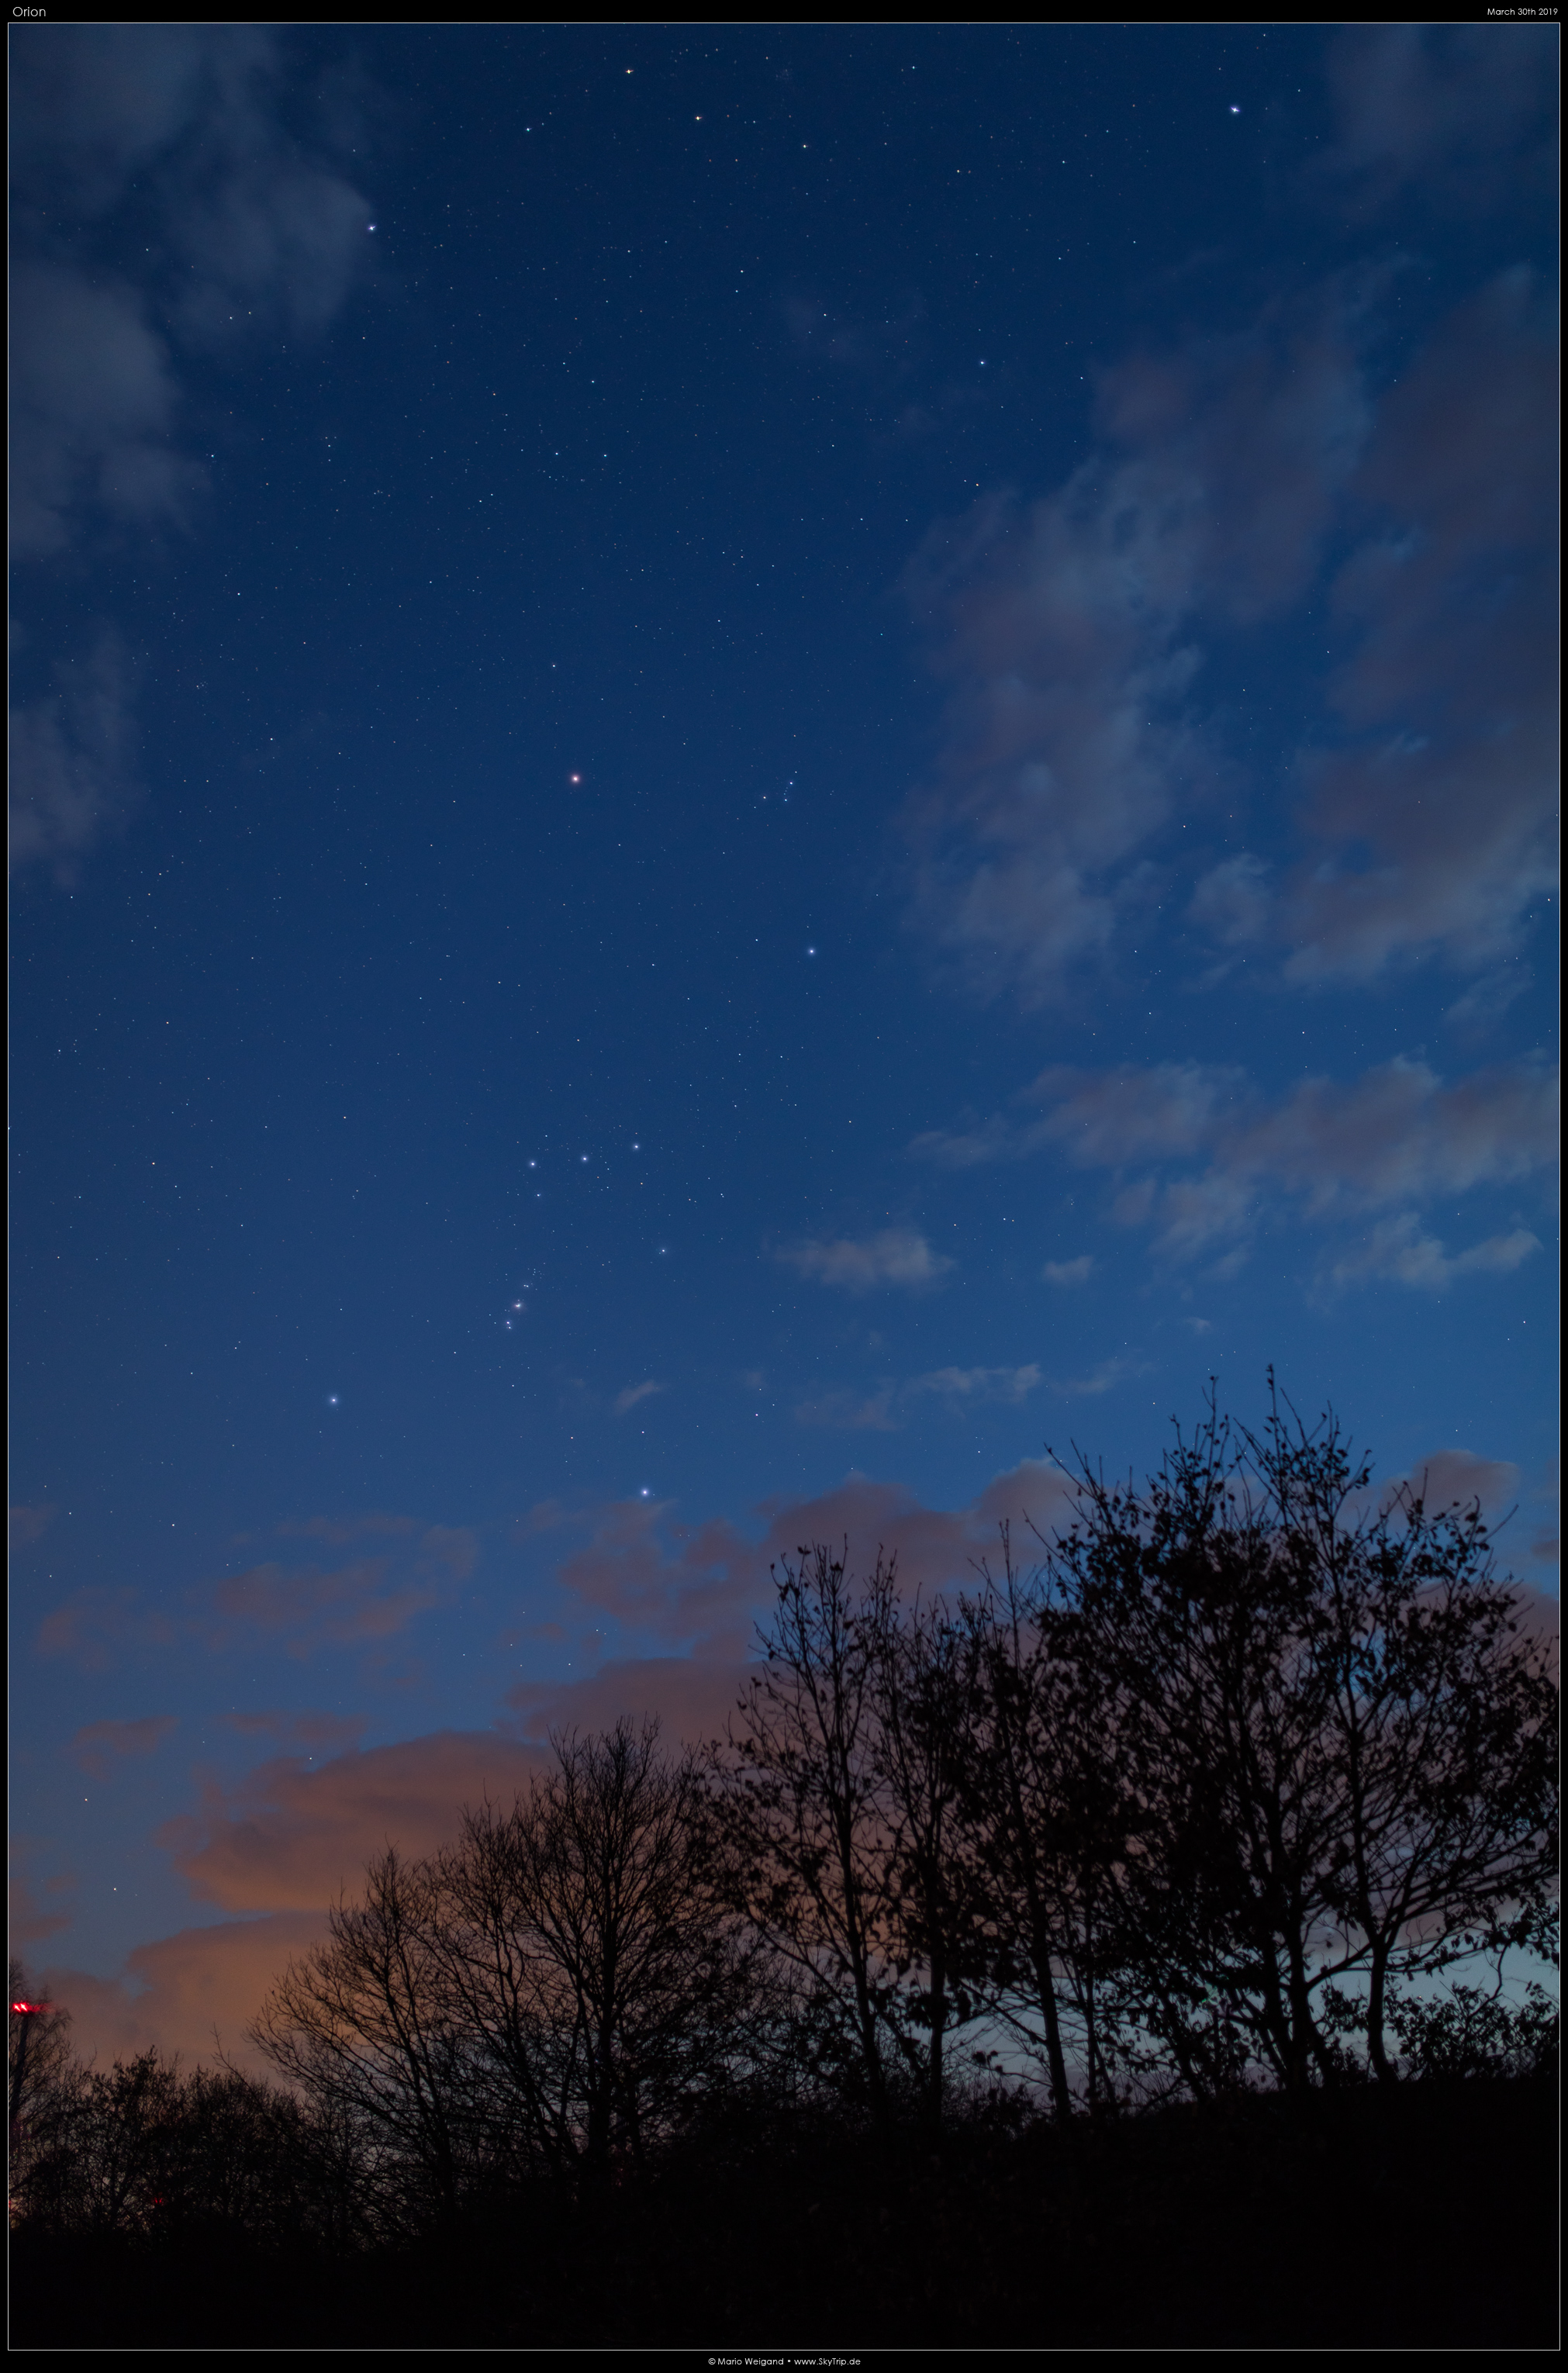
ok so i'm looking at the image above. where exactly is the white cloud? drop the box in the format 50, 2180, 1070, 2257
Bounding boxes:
775, 1228, 953, 1292
1326, 1216, 1542, 1294
10, 28, 375, 878
900, 302, 1367, 1007
917, 1052, 1556, 1284
9, 629, 140, 881
613, 1380, 665, 1416
1042, 1255, 1094, 1286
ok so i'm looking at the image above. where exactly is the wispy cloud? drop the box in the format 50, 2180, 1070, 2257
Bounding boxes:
793, 1387, 900, 1432
898, 230, 1554, 1008
775, 1227, 953, 1292
613, 1380, 666, 1415
908, 1363, 1042, 1406
10, 27, 376, 879
914, 1052, 1556, 1283
34, 1515, 475, 1672
1325, 1217, 1542, 1294
71, 1715, 178, 1781
1042, 1256, 1094, 1287
9, 1504, 56, 1552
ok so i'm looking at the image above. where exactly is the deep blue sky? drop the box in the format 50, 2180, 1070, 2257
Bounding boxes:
9, 24, 1558, 2061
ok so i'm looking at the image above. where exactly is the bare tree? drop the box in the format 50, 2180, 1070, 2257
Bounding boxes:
255, 1721, 740, 2209
252, 1844, 480, 2230
711, 1544, 905, 2136
1246, 1408, 1559, 2082
482, 1717, 740, 2176
9, 1961, 80, 2221
959, 1539, 1136, 2119
869, 1586, 991, 2129
1038, 1381, 1559, 2097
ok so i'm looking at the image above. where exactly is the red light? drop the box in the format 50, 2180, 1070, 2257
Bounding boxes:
11, 2001, 50, 2015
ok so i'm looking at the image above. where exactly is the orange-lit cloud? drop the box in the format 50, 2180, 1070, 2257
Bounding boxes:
42, 1914, 330, 2079
157, 1730, 551, 1913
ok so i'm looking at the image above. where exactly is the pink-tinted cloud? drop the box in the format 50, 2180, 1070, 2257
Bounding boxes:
10, 1847, 76, 1947
613, 1380, 666, 1414
158, 1731, 551, 1914
548, 1460, 1081, 1656
35, 1587, 178, 1673
506, 1656, 757, 1756
204, 1557, 442, 1658
1376, 1447, 1521, 1521
34, 1519, 478, 1673
775, 1228, 953, 1291
71, 1714, 178, 1781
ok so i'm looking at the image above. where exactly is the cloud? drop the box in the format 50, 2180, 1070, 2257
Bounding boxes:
1286, 271, 1558, 983
10, 26, 375, 876
546, 1459, 1082, 1658
34, 1518, 475, 1671
918, 1052, 1556, 1278
1321, 24, 1556, 210
222, 1708, 368, 1753
275, 1511, 420, 1545
613, 1380, 666, 1415
775, 1228, 953, 1291
1028, 1061, 1243, 1166
898, 234, 1552, 1010
71, 1714, 178, 1781
1189, 853, 1272, 949
10, 1845, 76, 1948
42, 1914, 330, 2080
1043, 1256, 1095, 1287
9, 1504, 55, 1551
794, 1387, 900, 1432
9, 628, 140, 883
1325, 1217, 1542, 1294
157, 1731, 551, 1914
909, 1364, 1041, 1406
1375, 1447, 1521, 1521
506, 1656, 755, 1756
900, 300, 1367, 1006
205, 1523, 477, 1654
203, 1553, 452, 1659
780, 288, 926, 378
36, 1587, 178, 1673
1048, 1356, 1148, 1399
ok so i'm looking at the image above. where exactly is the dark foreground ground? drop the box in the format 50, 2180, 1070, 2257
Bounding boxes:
10, 2078, 1557, 2352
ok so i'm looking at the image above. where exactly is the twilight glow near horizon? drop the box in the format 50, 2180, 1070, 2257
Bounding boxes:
9, 24, 1558, 2067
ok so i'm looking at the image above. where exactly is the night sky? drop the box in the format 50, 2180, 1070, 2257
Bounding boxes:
10, 24, 1559, 2067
